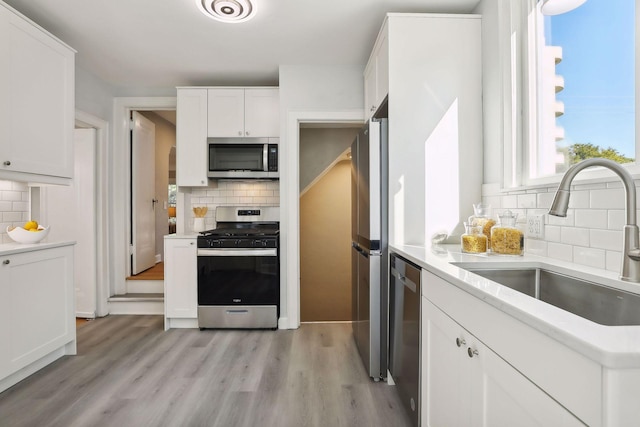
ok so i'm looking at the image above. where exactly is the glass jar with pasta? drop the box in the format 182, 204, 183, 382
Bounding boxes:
490, 210, 524, 256
461, 222, 488, 254
468, 202, 496, 249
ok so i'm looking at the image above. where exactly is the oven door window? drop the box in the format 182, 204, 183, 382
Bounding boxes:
209, 144, 265, 171
198, 255, 279, 305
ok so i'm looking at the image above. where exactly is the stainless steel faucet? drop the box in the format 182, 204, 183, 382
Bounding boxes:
549, 158, 640, 282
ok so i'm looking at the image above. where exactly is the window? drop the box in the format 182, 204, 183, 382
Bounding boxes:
526, 0, 636, 182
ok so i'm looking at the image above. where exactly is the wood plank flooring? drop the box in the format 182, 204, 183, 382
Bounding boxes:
127, 262, 164, 281
0, 315, 413, 427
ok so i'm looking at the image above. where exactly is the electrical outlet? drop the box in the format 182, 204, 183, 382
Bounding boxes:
526, 214, 545, 239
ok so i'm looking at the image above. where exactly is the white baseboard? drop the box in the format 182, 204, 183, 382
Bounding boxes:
155, 254, 162, 263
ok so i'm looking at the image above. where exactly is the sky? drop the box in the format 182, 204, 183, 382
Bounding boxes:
548, 0, 635, 158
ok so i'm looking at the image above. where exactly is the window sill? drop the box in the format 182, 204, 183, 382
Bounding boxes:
492, 163, 640, 195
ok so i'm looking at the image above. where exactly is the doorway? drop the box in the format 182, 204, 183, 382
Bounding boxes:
128, 110, 176, 280
299, 125, 360, 322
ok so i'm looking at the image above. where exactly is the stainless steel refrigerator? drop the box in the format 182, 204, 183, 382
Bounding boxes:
351, 118, 388, 380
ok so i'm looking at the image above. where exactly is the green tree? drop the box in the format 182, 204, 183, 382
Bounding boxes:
568, 142, 634, 164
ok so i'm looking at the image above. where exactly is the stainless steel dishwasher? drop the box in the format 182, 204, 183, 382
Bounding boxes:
389, 253, 421, 427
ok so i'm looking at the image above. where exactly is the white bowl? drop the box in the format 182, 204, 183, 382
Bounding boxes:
6, 225, 50, 244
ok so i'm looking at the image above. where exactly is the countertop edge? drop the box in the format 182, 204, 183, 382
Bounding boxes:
390, 243, 640, 369
0, 240, 76, 256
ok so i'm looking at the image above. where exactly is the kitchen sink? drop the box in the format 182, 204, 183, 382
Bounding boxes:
459, 266, 640, 326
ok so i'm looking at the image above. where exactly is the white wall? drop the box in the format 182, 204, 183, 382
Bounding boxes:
279, 64, 365, 329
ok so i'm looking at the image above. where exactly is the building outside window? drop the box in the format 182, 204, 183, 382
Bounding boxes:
527, 0, 636, 181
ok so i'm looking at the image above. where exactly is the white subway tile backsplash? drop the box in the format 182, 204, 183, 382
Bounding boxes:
574, 209, 607, 229
547, 210, 575, 227
517, 194, 536, 209
547, 242, 573, 262
560, 227, 590, 246
607, 210, 626, 230
567, 190, 590, 209
589, 229, 622, 251
525, 238, 547, 256
501, 195, 518, 208
537, 192, 555, 209
189, 181, 281, 223
544, 225, 562, 242
1, 191, 23, 201
573, 246, 606, 269
485, 178, 640, 271
3, 211, 24, 222
606, 251, 622, 273
590, 188, 625, 209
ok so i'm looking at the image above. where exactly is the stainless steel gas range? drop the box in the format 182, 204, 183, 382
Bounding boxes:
196, 206, 279, 329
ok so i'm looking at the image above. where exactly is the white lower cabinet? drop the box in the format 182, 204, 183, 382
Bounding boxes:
164, 236, 198, 329
422, 298, 583, 427
0, 245, 75, 392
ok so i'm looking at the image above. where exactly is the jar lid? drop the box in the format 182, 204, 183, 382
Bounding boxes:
473, 202, 491, 217
497, 210, 518, 226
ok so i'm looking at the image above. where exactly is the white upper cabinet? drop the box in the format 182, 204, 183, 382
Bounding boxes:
176, 88, 208, 187
364, 23, 389, 118
207, 88, 279, 138
0, 3, 75, 183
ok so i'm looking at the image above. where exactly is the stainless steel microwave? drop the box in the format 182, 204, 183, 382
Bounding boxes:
207, 138, 279, 179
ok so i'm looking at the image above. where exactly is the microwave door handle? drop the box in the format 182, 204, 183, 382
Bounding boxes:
263, 144, 268, 172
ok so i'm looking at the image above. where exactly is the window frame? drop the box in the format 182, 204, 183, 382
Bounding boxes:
503, 0, 640, 190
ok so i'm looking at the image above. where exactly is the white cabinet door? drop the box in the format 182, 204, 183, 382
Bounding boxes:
375, 32, 389, 107
177, 88, 208, 186
364, 63, 377, 118
422, 297, 472, 427
422, 298, 582, 427
364, 23, 389, 119
244, 88, 279, 137
0, 4, 74, 180
0, 255, 10, 378
470, 339, 584, 427
164, 237, 197, 319
1, 247, 74, 375
207, 88, 245, 137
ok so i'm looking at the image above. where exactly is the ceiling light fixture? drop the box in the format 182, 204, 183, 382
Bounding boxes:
540, 0, 587, 15
196, 0, 256, 23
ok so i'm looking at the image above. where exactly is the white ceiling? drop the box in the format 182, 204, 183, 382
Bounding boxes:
4, 0, 481, 90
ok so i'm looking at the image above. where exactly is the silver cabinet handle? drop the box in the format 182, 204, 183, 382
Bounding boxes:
3, 161, 10, 166
456, 338, 466, 347
468, 347, 479, 358
238, 131, 242, 136
246, 131, 250, 136
370, 105, 376, 112
2, 260, 9, 265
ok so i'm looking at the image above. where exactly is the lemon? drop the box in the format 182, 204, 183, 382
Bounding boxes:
29, 228, 40, 232
24, 220, 38, 230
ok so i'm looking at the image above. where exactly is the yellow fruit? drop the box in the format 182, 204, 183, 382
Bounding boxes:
24, 220, 38, 230
29, 228, 40, 232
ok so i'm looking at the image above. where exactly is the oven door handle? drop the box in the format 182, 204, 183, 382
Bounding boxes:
197, 248, 278, 257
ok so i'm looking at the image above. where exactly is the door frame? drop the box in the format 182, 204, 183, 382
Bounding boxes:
281, 109, 363, 329
75, 109, 109, 317
112, 97, 176, 295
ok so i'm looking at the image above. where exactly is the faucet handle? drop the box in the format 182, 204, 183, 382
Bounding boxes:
628, 249, 640, 261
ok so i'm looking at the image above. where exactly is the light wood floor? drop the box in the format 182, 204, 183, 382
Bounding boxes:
0, 315, 413, 427
127, 262, 164, 281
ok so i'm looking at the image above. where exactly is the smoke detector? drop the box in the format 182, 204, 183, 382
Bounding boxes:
196, 0, 256, 23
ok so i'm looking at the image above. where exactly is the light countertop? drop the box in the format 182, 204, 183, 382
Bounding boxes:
0, 240, 75, 256
391, 243, 640, 369
164, 234, 198, 239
